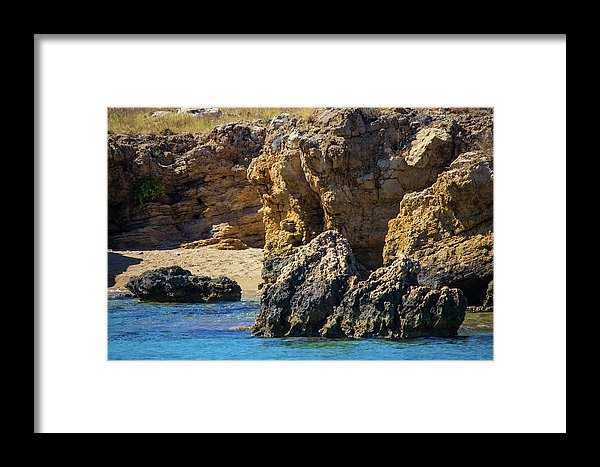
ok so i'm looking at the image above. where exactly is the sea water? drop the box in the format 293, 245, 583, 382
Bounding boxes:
108, 297, 493, 360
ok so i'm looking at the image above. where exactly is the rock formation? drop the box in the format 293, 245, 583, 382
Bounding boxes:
383, 151, 493, 307
109, 107, 494, 328
108, 122, 266, 249
179, 221, 250, 250
248, 107, 493, 288
252, 231, 466, 338
252, 230, 367, 337
125, 266, 242, 302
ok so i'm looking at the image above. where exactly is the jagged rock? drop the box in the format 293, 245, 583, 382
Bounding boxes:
399, 286, 468, 336
321, 256, 466, 338
108, 123, 266, 249
249, 107, 492, 284
252, 231, 367, 337
125, 266, 241, 302
252, 231, 466, 338
383, 151, 493, 307
321, 256, 419, 338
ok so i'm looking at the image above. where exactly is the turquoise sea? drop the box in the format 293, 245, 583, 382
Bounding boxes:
108, 297, 493, 360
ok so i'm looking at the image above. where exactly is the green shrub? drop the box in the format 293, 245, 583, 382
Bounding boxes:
133, 176, 165, 205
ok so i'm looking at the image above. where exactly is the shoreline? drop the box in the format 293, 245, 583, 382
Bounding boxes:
108, 247, 263, 298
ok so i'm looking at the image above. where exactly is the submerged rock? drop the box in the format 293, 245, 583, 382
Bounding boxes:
125, 266, 241, 302
252, 231, 466, 338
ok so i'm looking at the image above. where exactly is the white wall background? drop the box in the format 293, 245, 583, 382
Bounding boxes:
36, 35, 566, 433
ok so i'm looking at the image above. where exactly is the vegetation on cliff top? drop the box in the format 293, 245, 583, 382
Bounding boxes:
108, 107, 315, 135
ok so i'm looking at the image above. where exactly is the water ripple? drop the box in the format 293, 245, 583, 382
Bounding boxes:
108, 298, 493, 360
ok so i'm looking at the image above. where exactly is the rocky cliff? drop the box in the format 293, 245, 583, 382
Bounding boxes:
383, 151, 493, 306
109, 107, 493, 319
248, 107, 493, 289
108, 123, 266, 249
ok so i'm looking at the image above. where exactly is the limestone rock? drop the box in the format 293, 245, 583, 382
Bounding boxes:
405, 128, 453, 168
398, 285, 468, 336
383, 151, 493, 306
249, 107, 492, 284
252, 231, 466, 338
180, 222, 251, 250
108, 123, 266, 249
322, 255, 466, 339
320, 256, 418, 338
180, 237, 248, 250
252, 231, 367, 337
125, 266, 241, 302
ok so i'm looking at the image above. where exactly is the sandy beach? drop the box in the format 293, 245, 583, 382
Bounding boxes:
108, 247, 263, 298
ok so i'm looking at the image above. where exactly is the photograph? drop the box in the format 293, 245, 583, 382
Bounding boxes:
36, 34, 565, 434
107, 106, 494, 360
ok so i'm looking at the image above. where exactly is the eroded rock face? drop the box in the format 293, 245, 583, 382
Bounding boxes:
252, 231, 367, 337
383, 151, 493, 307
322, 257, 466, 338
108, 123, 266, 249
249, 107, 493, 283
125, 266, 242, 302
252, 231, 466, 338
320, 256, 418, 338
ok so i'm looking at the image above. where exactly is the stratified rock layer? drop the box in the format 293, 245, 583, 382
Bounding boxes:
252, 231, 466, 338
248, 107, 493, 284
108, 123, 266, 249
125, 266, 242, 302
383, 151, 494, 307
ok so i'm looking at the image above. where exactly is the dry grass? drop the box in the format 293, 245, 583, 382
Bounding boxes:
108, 107, 316, 135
